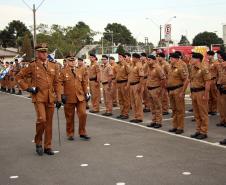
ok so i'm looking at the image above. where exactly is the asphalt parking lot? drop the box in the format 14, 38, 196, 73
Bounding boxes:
0, 92, 226, 185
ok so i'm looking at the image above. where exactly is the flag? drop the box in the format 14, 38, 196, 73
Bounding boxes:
14, 53, 26, 63
48, 49, 57, 62
0, 66, 10, 80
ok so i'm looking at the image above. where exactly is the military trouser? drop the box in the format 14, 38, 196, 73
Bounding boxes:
169, 87, 185, 129
130, 83, 143, 120
64, 101, 87, 137
191, 91, 208, 134
34, 102, 54, 149
148, 87, 162, 123
103, 83, 113, 113
208, 80, 218, 112
89, 81, 100, 112
162, 88, 169, 113
117, 81, 130, 116
143, 79, 151, 109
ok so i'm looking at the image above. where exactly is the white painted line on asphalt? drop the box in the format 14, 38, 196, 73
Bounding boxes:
10, 176, 19, 179
88, 112, 226, 149
116, 183, 126, 185
80, 164, 88, 167
136, 155, 144, 158
182, 172, 192, 176
4, 92, 226, 149
53, 151, 60, 154
104, 143, 111, 146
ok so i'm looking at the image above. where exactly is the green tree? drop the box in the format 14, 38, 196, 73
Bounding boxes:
178, 35, 190, 46
0, 20, 30, 48
192, 31, 223, 48
104, 23, 137, 45
36, 22, 95, 58
21, 32, 33, 60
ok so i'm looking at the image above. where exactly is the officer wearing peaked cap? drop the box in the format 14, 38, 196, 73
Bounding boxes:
16, 43, 62, 156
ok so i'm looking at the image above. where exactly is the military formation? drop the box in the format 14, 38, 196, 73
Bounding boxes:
1, 42, 226, 156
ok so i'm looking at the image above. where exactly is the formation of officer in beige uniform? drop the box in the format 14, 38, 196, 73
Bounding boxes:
2, 41, 226, 157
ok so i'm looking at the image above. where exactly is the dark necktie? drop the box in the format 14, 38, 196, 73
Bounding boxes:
71, 68, 75, 77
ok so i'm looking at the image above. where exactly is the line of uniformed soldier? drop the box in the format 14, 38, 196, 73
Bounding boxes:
2, 42, 226, 157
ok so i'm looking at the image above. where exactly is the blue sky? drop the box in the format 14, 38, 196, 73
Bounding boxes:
1, 0, 226, 45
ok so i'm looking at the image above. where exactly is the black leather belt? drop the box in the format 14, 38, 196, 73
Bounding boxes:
89, 77, 97, 81
102, 81, 108, 85
190, 87, 205, 93
167, 84, 183, 91
144, 76, 148, 79
147, 86, 160, 91
211, 77, 216, 80
130, 81, 140, 86
117, 80, 128, 84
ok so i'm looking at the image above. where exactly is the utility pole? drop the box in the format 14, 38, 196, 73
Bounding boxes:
33, 4, 36, 50
22, 0, 46, 57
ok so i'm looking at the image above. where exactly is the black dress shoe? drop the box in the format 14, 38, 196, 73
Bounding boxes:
219, 139, 226, 145
113, 104, 118, 107
169, 128, 177, 132
130, 119, 143, 123
68, 136, 74, 141
80, 135, 91, 140
190, 132, 201, 138
162, 112, 170, 115
209, 112, 217, 116
7, 89, 11, 93
143, 108, 151, 113
36, 145, 43, 156
175, 129, 184, 134
102, 112, 113, 116
196, 133, 208, 140
188, 109, 193, 112
154, 123, 162, 128
89, 110, 99, 113
116, 115, 123, 119
120, 115, 129, 120
216, 122, 225, 127
44, 148, 55, 155
147, 123, 156, 127
191, 118, 196, 122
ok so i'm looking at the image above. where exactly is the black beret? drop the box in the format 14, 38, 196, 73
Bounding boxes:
78, 57, 83, 61
125, 53, 131, 57
221, 53, 226, 61
148, 55, 156, 60
89, 53, 97, 59
10, 61, 14, 64
140, 53, 147, 57
192, 52, 203, 61
156, 53, 165, 58
175, 51, 182, 57
207, 51, 215, 56
109, 56, 115, 60
170, 53, 180, 59
132, 53, 140, 59
118, 53, 126, 57
102, 55, 108, 59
